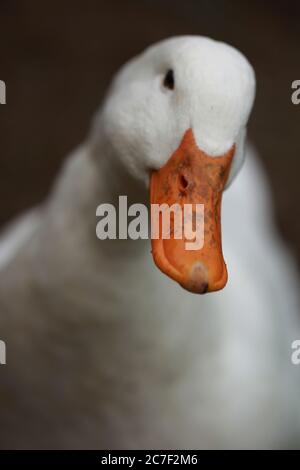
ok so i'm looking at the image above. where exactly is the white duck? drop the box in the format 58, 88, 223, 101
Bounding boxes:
0, 36, 300, 449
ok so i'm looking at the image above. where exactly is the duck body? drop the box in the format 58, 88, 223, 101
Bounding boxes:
0, 36, 299, 449
0, 143, 299, 449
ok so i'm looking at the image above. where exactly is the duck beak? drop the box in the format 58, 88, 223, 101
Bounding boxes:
150, 129, 234, 294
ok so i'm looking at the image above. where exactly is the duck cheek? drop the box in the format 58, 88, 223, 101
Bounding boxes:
150, 128, 235, 294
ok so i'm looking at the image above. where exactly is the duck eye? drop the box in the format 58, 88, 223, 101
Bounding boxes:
163, 69, 174, 90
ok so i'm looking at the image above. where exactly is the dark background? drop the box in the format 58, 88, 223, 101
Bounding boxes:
0, 0, 299, 265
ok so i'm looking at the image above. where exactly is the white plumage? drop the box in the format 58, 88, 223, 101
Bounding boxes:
0, 36, 299, 449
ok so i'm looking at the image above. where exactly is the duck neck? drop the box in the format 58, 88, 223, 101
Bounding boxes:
92, 134, 149, 209
46, 131, 150, 262
92, 133, 151, 255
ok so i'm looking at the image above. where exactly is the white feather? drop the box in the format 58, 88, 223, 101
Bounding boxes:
0, 36, 299, 449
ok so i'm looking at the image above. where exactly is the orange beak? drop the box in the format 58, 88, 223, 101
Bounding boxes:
150, 129, 234, 294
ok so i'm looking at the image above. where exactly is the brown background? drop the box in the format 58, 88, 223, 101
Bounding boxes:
0, 0, 299, 266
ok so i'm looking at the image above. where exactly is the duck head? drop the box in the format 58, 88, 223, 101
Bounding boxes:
94, 36, 256, 294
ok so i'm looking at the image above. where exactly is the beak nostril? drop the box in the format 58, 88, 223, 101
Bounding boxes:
179, 174, 188, 190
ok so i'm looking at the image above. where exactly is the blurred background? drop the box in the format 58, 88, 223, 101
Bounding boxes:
0, 0, 299, 265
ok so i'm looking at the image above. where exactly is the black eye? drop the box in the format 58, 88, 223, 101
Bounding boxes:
163, 69, 174, 90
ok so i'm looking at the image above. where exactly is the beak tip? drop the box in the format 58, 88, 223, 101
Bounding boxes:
179, 262, 209, 294
179, 261, 228, 294
180, 280, 209, 295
